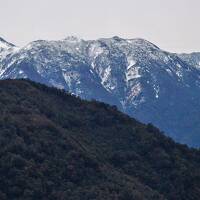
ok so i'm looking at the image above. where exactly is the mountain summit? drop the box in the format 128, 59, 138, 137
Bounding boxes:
0, 36, 200, 146
0, 37, 15, 50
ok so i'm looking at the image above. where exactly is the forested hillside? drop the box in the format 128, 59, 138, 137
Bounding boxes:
0, 79, 199, 200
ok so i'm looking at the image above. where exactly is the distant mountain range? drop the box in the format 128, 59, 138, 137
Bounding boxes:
1, 36, 200, 147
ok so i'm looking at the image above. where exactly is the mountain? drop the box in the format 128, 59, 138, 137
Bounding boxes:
0, 36, 200, 146
0, 79, 200, 200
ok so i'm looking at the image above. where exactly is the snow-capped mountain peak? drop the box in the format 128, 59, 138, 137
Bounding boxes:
0, 37, 15, 50
63, 36, 83, 43
129, 38, 160, 49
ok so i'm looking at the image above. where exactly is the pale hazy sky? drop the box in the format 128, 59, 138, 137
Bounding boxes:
0, 0, 199, 53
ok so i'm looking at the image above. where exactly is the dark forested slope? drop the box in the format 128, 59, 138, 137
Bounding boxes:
0, 79, 199, 200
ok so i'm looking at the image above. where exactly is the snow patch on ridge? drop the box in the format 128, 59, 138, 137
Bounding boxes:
127, 58, 137, 70
153, 85, 160, 99
126, 66, 141, 81
89, 43, 104, 59
101, 66, 111, 84
0, 42, 10, 49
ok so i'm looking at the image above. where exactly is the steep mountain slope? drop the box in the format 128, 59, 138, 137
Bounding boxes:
179, 52, 200, 69
0, 36, 200, 146
0, 79, 200, 200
